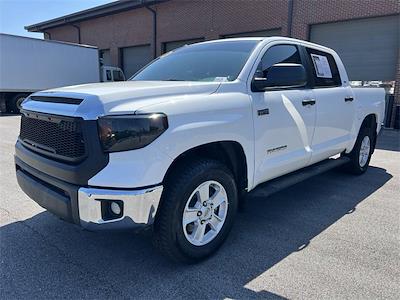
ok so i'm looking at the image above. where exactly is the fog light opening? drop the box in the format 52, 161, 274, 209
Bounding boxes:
101, 200, 124, 221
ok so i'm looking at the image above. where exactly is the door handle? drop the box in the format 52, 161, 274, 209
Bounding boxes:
302, 99, 316, 106
345, 97, 354, 102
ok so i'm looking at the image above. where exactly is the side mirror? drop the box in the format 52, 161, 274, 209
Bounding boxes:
251, 63, 307, 92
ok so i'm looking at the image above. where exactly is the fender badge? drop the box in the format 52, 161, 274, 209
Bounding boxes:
257, 108, 269, 116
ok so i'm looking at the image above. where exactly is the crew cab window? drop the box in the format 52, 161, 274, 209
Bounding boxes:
255, 44, 302, 78
113, 70, 124, 81
306, 48, 341, 87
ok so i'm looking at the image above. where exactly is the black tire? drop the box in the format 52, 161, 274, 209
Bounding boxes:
9, 94, 28, 113
153, 159, 238, 263
344, 125, 375, 175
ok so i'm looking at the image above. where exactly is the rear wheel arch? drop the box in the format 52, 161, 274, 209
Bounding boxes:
343, 113, 377, 174
348, 113, 378, 154
359, 114, 378, 151
361, 114, 377, 131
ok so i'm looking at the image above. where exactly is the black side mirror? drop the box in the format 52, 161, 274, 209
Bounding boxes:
251, 63, 307, 92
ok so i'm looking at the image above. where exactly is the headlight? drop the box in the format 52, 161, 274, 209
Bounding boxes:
97, 113, 168, 152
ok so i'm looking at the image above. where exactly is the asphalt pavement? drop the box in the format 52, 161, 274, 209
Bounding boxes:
0, 115, 399, 299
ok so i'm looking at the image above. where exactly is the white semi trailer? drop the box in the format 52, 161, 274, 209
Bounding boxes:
0, 33, 125, 112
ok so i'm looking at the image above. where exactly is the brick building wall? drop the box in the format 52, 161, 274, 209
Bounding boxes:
155, 0, 288, 44
44, 0, 400, 126
47, 0, 290, 63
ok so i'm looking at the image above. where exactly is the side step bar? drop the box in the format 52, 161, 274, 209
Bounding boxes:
249, 156, 350, 198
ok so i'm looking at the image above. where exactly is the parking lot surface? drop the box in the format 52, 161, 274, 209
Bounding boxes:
1, 115, 399, 299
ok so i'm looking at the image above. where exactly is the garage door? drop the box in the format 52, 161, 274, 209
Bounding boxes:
121, 45, 152, 78
310, 15, 399, 81
163, 38, 204, 53
99, 49, 112, 66
222, 28, 281, 38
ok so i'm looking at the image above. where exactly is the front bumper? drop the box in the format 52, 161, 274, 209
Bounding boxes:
15, 155, 163, 230
78, 186, 163, 230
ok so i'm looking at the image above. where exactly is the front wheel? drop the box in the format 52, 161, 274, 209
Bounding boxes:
153, 159, 238, 263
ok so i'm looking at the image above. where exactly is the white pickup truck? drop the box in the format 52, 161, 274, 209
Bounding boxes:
15, 37, 385, 263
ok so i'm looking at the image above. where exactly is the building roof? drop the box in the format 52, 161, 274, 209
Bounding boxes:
25, 0, 168, 32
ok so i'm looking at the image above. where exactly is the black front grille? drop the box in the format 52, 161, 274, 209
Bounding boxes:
19, 111, 86, 163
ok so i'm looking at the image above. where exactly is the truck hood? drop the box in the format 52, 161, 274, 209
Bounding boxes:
22, 81, 221, 119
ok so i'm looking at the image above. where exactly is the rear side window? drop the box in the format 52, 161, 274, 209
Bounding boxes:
306, 48, 341, 87
256, 44, 302, 78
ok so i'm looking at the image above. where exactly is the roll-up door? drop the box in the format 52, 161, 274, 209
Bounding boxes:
121, 45, 152, 78
310, 15, 399, 81
99, 49, 112, 66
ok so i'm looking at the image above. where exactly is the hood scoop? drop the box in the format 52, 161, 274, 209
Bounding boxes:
30, 95, 83, 105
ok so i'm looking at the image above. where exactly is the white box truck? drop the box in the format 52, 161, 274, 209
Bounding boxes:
0, 33, 125, 113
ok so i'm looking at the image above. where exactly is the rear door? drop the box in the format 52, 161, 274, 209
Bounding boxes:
250, 43, 316, 186
304, 47, 355, 164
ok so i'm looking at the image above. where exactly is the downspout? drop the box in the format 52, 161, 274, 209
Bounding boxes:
70, 23, 81, 44
144, 4, 157, 59
287, 0, 294, 37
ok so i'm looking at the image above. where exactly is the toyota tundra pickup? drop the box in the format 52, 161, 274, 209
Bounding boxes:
15, 37, 385, 263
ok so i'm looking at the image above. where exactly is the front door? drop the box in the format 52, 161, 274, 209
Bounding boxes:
250, 43, 316, 187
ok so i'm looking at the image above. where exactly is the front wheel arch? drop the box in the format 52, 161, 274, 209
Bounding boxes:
162, 141, 249, 196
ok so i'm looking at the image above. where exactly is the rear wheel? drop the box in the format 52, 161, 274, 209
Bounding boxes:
154, 159, 238, 263
344, 125, 374, 174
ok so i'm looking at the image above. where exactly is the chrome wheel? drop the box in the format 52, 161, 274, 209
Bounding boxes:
182, 180, 228, 246
359, 135, 370, 167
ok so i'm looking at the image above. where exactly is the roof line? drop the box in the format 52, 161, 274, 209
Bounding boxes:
0, 33, 98, 49
25, 0, 169, 32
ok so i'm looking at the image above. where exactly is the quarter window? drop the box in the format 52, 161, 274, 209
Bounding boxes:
306, 48, 341, 87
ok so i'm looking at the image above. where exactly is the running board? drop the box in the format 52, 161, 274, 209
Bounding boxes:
249, 157, 350, 198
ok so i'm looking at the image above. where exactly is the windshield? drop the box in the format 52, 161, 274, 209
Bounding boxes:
131, 40, 259, 82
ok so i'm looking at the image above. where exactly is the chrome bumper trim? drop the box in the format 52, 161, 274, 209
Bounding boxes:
78, 185, 163, 230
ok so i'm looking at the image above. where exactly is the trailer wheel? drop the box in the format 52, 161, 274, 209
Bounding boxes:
9, 94, 28, 113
